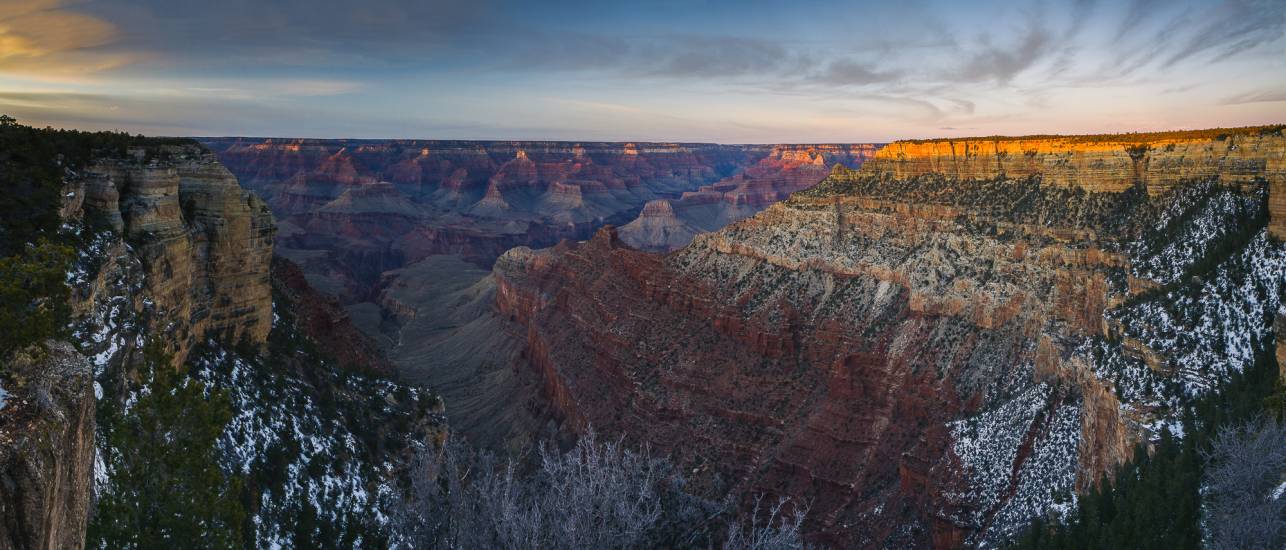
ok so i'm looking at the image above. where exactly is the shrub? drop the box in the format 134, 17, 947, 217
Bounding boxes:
1202, 417, 1286, 549
88, 342, 246, 548
395, 431, 809, 549
0, 239, 73, 361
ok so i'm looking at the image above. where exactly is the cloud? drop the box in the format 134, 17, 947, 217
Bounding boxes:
268, 80, 365, 97
952, 23, 1054, 82
813, 59, 900, 86
1221, 89, 1286, 104
78, 0, 492, 64
1161, 0, 1286, 67
0, 0, 132, 76
645, 36, 793, 78
488, 30, 631, 71
1113, 0, 1167, 43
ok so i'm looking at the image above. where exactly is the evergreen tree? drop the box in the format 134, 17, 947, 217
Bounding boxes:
1009, 341, 1280, 549
88, 343, 246, 548
0, 238, 73, 360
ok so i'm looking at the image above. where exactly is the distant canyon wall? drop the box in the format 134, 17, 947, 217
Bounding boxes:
199, 137, 880, 296
620, 144, 881, 251
870, 131, 1286, 237
201, 138, 772, 298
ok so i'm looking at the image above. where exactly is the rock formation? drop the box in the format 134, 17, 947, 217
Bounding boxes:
620, 144, 882, 251
0, 342, 94, 550
3, 129, 443, 548
270, 258, 394, 375
488, 126, 1286, 547
200, 138, 878, 299
617, 200, 700, 252
1, 143, 279, 550
65, 146, 275, 365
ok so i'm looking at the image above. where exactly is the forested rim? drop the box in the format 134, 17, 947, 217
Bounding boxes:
1009, 335, 1286, 549
0, 115, 196, 362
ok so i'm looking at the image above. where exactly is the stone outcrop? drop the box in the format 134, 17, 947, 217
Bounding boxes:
0, 342, 95, 550
617, 200, 700, 252
1277, 310, 1286, 384
65, 147, 276, 364
2, 142, 277, 549
488, 126, 1286, 547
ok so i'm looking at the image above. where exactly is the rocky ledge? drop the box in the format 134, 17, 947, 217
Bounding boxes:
0, 342, 94, 550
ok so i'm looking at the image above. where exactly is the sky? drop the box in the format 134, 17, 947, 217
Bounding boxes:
0, 0, 1283, 142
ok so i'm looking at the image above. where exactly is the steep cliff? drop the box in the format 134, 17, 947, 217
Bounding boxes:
491, 126, 1286, 547
2, 124, 442, 548
63, 145, 443, 547
0, 342, 94, 550
65, 146, 275, 367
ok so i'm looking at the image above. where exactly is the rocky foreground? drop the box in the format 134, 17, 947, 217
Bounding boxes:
488, 126, 1286, 547
1, 136, 441, 547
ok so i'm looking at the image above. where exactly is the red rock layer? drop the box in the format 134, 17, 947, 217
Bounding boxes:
620, 144, 883, 251
270, 258, 394, 375
494, 227, 987, 547
489, 127, 1285, 546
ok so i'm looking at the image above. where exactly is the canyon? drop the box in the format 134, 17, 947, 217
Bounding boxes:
3, 123, 1282, 549
200, 138, 879, 297
0, 135, 441, 548
483, 127, 1286, 546
202, 128, 1286, 547
199, 138, 884, 452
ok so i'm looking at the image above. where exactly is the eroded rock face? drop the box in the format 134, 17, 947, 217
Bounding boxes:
620, 144, 882, 251
69, 147, 275, 364
0, 342, 95, 550
491, 127, 1286, 547
270, 258, 393, 375
869, 130, 1286, 240
200, 138, 879, 298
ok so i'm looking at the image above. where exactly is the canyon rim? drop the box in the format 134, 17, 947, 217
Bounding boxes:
3, 1, 1286, 549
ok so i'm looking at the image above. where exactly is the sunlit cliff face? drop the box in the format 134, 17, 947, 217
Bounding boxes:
1, 0, 1284, 141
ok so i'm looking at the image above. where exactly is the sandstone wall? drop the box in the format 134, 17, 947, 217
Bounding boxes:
75, 148, 275, 364
487, 126, 1286, 547
867, 130, 1286, 238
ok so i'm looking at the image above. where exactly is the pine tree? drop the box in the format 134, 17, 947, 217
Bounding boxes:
88, 343, 246, 548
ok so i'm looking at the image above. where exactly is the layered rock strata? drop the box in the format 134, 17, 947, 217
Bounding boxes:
620, 144, 882, 251
65, 146, 276, 365
200, 139, 879, 299
491, 126, 1286, 547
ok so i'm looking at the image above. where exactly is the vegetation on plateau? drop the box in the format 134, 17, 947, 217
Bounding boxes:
0, 115, 194, 363
1011, 339, 1286, 549
897, 124, 1285, 145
